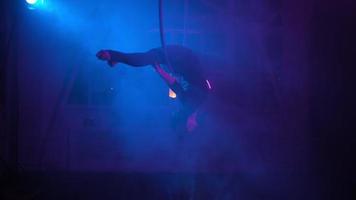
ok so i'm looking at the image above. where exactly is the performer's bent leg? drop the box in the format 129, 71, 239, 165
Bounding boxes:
108, 51, 154, 66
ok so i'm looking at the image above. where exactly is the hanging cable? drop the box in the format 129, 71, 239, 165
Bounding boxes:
158, 0, 174, 72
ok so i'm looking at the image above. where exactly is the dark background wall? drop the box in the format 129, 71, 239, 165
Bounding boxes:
309, 0, 355, 199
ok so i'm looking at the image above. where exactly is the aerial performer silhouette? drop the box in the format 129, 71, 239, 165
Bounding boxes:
96, 45, 211, 133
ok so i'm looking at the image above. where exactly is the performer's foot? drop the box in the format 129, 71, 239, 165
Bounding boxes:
96, 50, 111, 60
96, 50, 118, 67
107, 60, 118, 67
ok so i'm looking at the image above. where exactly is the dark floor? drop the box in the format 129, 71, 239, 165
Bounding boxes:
0, 170, 322, 200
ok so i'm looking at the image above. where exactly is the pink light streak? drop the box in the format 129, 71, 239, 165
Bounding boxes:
206, 79, 212, 90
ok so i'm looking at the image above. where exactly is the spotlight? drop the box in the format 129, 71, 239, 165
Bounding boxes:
26, 0, 38, 5
26, 0, 46, 9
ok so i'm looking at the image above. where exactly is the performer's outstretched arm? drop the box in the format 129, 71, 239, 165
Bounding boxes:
152, 63, 184, 97
152, 63, 175, 84
96, 48, 165, 67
